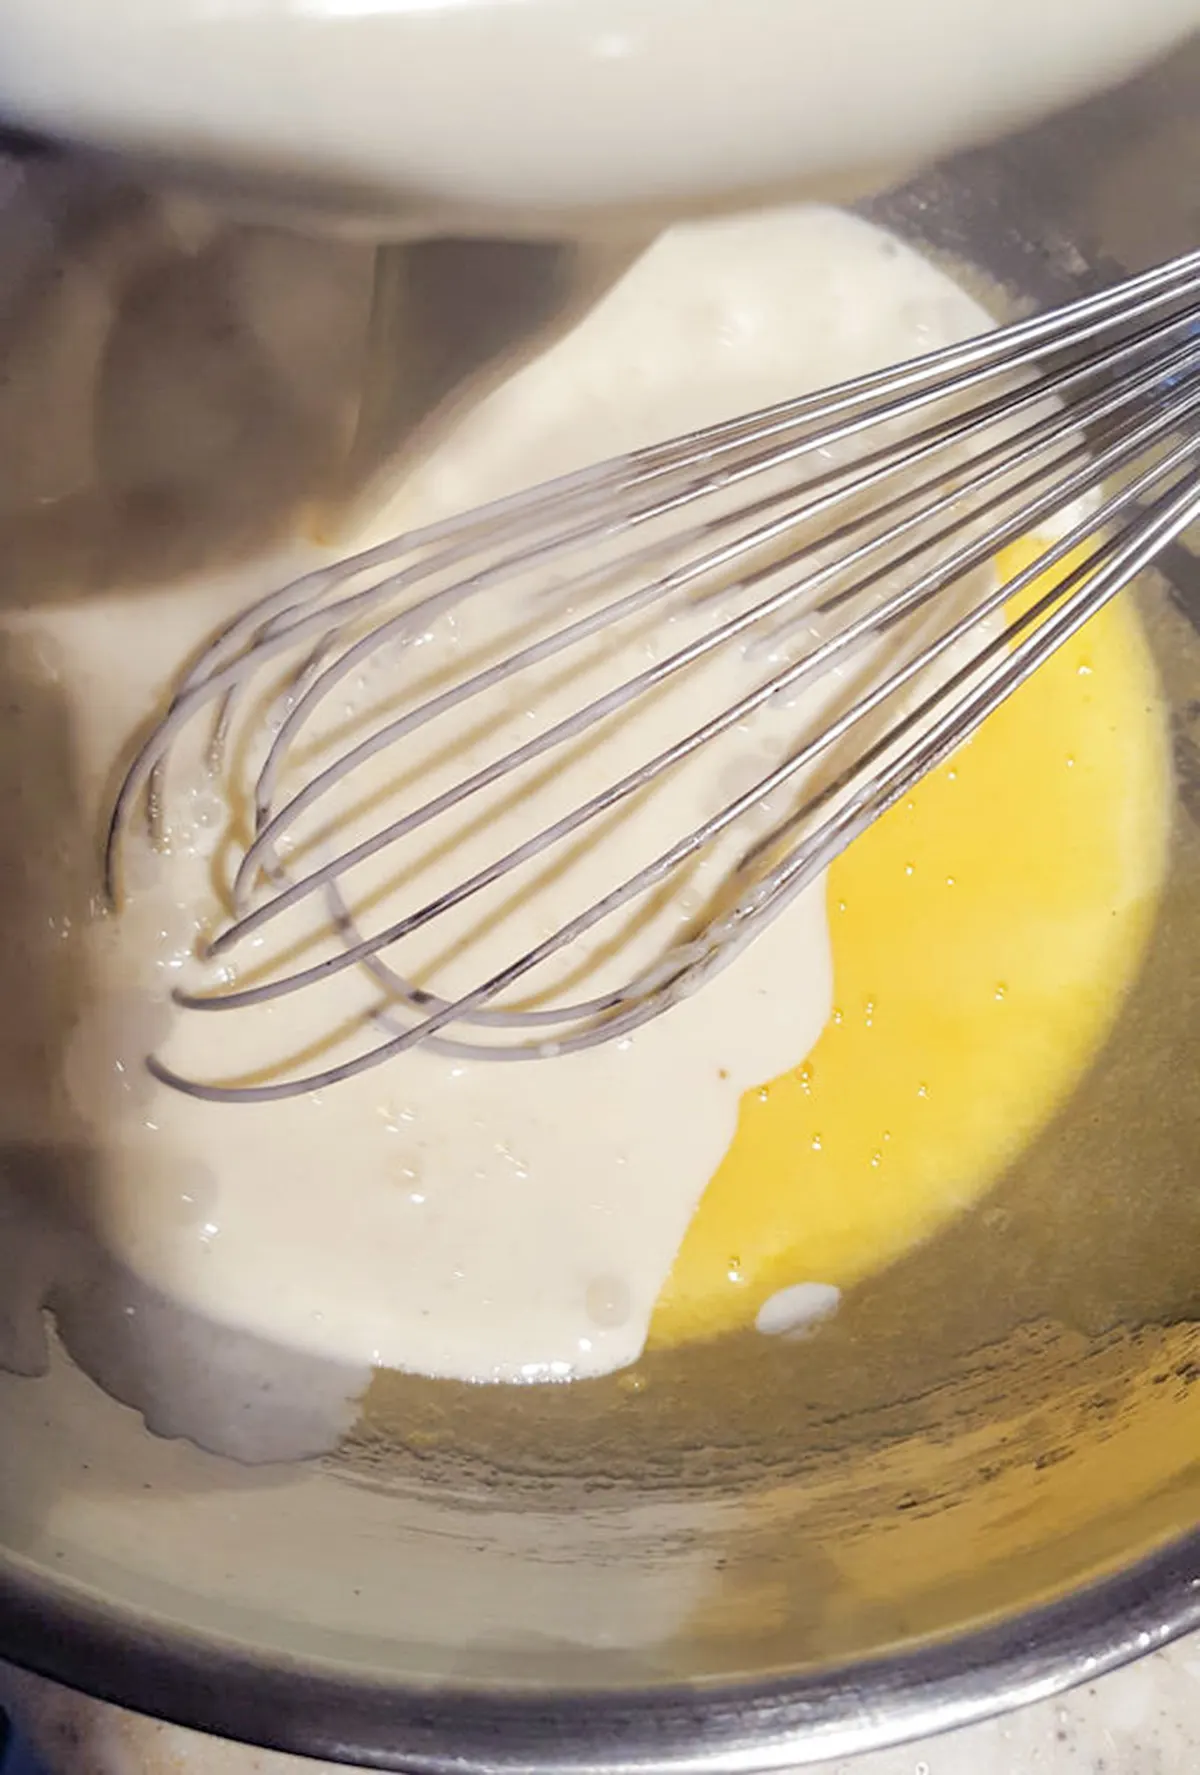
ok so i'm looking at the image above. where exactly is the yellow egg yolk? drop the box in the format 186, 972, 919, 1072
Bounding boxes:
649, 543, 1172, 1349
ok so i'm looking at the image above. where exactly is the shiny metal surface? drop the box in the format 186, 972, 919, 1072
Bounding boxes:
0, 38, 1198, 1775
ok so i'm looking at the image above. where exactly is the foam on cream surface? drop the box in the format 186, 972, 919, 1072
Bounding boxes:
6, 205, 1005, 1452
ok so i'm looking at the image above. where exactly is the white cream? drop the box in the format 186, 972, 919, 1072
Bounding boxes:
755, 1282, 842, 1339
0, 0, 1196, 233
3, 204, 1003, 1455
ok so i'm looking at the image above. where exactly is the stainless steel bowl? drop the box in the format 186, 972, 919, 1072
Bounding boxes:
0, 39, 1198, 1773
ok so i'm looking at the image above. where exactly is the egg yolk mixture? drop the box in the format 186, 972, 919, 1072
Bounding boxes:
1, 203, 1175, 1463
652, 541, 1170, 1348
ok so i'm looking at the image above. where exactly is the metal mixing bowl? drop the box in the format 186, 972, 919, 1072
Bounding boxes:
0, 38, 1198, 1773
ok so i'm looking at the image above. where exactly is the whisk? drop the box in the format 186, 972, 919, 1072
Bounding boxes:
107, 249, 1200, 1104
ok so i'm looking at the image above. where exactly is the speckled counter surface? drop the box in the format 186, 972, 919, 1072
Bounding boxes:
4, 1636, 1200, 1775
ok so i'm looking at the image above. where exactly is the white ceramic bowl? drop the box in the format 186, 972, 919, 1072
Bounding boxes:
0, 0, 1198, 235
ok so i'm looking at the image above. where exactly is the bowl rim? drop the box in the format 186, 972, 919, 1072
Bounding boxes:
1, 1525, 1198, 1769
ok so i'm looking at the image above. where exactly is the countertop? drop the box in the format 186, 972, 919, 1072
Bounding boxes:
4, 1634, 1200, 1775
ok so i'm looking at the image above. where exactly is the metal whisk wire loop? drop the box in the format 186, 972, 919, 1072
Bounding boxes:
107, 251, 1200, 1103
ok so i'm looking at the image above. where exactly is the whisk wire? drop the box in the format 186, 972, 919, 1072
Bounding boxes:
177, 397, 1200, 1028
108, 253, 1200, 1102
217, 337, 1200, 957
